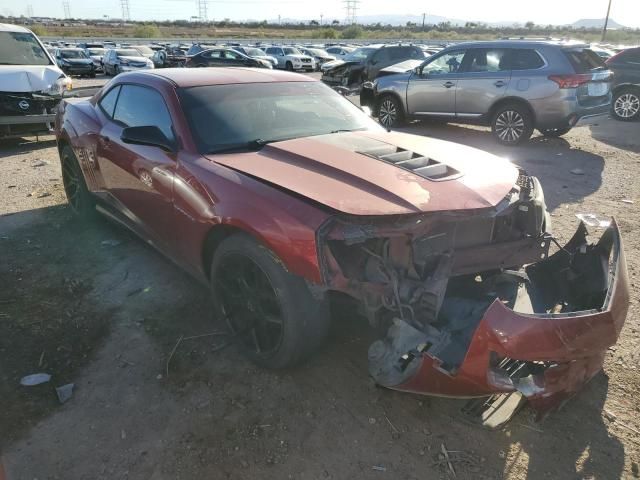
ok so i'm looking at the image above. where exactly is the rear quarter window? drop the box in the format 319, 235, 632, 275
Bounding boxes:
564, 49, 606, 73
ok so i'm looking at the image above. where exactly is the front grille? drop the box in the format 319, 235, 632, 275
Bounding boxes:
301, 58, 311, 63
0, 91, 58, 116
516, 168, 532, 195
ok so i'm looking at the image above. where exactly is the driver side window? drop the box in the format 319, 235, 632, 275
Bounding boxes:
422, 50, 467, 76
113, 85, 174, 141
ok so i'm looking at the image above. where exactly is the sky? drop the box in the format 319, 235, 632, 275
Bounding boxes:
2, 0, 639, 28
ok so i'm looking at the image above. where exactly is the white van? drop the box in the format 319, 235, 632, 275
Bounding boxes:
0, 23, 72, 139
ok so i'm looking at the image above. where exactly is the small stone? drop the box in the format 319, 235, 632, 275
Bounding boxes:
498, 450, 506, 459
368, 417, 376, 424
570, 168, 584, 175
36, 192, 51, 198
121, 429, 127, 440
240, 460, 249, 468
631, 461, 639, 478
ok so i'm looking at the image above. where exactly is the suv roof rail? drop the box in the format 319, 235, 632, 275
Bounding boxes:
499, 36, 555, 41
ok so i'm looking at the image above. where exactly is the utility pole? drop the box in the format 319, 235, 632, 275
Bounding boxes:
320, 13, 323, 26
601, 0, 612, 41
422, 12, 426, 30
196, 0, 208, 22
62, 0, 71, 19
120, 0, 130, 21
27, 4, 34, 17
343, 0, 360, 25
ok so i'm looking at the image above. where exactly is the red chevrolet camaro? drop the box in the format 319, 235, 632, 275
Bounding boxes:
55, 68, 629, 425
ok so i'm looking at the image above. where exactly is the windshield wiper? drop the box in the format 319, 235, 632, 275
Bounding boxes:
206, 138, 278, 155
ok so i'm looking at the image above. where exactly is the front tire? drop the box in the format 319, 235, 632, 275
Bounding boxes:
377, 94, 405, 128
285, 61, 293, 71
612, 87, 640, 122
491, 103, 534, 145
210, 234, 330, 369
539, 127, 571, 138
60, 146, 95, 219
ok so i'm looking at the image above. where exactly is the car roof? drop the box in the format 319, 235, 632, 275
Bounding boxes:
447, 40, 590, 49
144, 68, 318, 87
0, 23, 32, 33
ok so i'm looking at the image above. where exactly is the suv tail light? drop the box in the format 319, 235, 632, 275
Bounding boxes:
548, 74, 592, 88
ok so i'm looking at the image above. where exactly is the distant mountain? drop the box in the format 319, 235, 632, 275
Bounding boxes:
572, 18, 625, 29
355, 14, 467, 27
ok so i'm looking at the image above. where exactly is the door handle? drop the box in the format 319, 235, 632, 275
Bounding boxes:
494, 81, 506, 87
443, 81, 455, 88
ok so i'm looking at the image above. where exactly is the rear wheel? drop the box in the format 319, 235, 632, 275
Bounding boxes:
210, 234, 330, 369
60, 146, 95, 219
612, 87, 640, 121
491, 103, 534, 145
377, 94, 405, 129
539, 127, 571, 138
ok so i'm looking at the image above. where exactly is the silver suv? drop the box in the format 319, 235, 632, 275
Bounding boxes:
361, 41, 613, 145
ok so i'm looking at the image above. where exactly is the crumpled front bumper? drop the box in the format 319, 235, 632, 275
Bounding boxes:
369, 220, 629, 417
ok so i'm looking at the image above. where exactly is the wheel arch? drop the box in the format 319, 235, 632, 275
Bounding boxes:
376, 90, 406, 116
201, 223, 249, 280
612, 83, 640, 96
488, 96, 537, 125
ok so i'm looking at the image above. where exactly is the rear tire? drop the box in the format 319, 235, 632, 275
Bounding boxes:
377, 94, 405, 129
210, 234, 330, 369
539, 127, 571, 138
60, 146, 96, 220
491, 103, 534, 146
612, 87, 640, 122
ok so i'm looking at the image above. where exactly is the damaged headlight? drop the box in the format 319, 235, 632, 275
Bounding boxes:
44, 76, 73, 96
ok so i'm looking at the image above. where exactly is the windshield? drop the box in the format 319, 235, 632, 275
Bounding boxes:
344, 47, 376, 61
245, 48, 266, 56
60, 50, 88, 59
283, 47, 301, 55
116, 49, 140, 57
309, 48, 329, 56
87, 48, 106, 55
0, 31, 52, 66
134, 46, 154, 54
178, 81, 381, 154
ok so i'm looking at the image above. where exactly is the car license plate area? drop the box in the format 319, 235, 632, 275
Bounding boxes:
587, 82, 608, 97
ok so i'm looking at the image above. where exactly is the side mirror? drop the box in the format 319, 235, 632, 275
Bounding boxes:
121, 126, 176, 153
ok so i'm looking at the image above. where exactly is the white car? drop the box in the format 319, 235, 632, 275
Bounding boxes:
325, 46, 355, 59
264, 46, 315, 72
85, 47, 107, 72
103, 48, 154, 76
0, 23, 72, 139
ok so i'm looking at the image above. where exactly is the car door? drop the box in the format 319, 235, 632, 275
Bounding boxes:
454, 48, 511, 118
406, 49, 468, 116
96, 84, 177, 249
222, 50, 247, 67
265, 47, 283, 67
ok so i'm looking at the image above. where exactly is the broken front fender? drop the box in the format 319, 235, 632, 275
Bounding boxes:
369, 220, 629, 415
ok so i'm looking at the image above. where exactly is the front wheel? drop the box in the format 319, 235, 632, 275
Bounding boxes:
612, 87, 640, 121
539, 127, 571, 138
377, 94, 405, 128
285, 61, 293, 71
60, 146, 95, 219
210, 234, 330, 369
491, 103, 534, 146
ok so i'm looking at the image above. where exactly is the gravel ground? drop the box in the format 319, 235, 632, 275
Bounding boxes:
1, 73, 639, 479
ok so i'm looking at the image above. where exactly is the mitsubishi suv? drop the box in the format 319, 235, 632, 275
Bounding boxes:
361, 41, 612, 145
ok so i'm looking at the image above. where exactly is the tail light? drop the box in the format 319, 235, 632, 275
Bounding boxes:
548, 74, 592, 89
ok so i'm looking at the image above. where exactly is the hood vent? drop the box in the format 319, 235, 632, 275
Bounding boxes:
357, 145, 460, 181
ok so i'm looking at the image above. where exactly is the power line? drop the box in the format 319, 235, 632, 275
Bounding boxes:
120, 0, 131, 21
343, 0, 359, 24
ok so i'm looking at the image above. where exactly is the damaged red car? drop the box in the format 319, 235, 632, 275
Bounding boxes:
55, 68, 629, 424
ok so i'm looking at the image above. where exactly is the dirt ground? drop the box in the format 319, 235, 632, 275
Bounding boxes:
1, 75, 639, 479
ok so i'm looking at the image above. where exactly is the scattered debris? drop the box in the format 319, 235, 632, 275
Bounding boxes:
121, 429, 127, 440
621, 199, 634, 204
55, 383, 74, 404
517, 422, 544, 433
31, 160, 49, 167
38, 350, 45, 367
371, 465, 386, 472
440, 443, 457, 478
603, 409, 617, 422
101, 239, 122, 247
368, 417, 377, 425
166, 334, 184, 377
20, 373, 51, 386
575, 213, 611, 228
570, 168, 584, 175
632, 461, 639, 478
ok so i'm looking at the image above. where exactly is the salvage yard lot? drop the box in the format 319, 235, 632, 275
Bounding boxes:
1, 73, 639, 479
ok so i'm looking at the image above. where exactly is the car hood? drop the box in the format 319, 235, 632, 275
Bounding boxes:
119, 56, 149, 62
207, 131, 519, 216
288, 54, 312, 60
0, 65, 65, 93
380, 59, 423, 74
324, 60, 361, 73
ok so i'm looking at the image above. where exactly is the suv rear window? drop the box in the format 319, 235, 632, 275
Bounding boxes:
508, 49, 545, 70
563, 49, 606, 73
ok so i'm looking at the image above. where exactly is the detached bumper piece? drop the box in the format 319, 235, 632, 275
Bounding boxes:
369, 220, 629, 423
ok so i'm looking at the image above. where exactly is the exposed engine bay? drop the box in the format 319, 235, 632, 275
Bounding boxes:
318, 171, 614, 381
